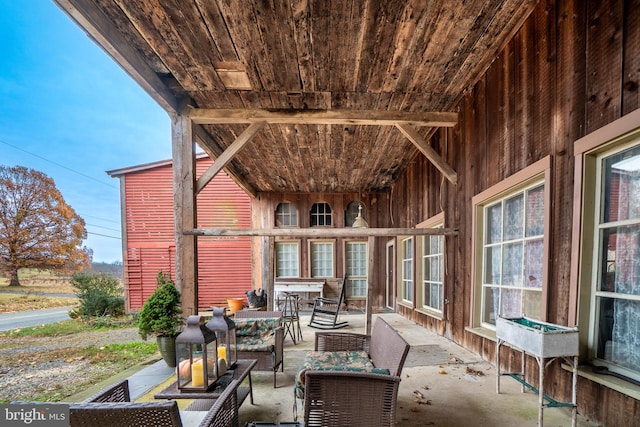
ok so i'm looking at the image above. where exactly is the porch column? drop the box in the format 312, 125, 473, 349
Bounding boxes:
365, 235, 375, 334
171, 112, 198, 316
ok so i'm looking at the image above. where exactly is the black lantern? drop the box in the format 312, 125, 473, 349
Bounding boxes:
206, 307, 238, 370
176, 315, 218, 391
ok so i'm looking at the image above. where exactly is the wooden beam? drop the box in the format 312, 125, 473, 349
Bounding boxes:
53, 0, 179, 113
187, 227, 458, 238
172, 113, 198, 316
188, 107, 458, 127
193, 124, 258, 198
195, 121, 266, 194
396, 123, 458, 185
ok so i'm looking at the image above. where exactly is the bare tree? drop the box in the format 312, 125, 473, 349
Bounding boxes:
0, 165, 91, 286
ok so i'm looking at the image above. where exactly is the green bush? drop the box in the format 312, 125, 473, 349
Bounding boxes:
71, 272, 124, 318
137, 272, 183, 340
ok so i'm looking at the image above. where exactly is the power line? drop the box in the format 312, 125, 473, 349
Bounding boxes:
87, 231, 121, 240
0, 139, 117, 189
86, 223, 121, 233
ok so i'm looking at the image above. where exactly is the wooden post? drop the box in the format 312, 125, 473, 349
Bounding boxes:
171, 112, 198, 316
365, 235, 375, 335
262, 236, 274, 309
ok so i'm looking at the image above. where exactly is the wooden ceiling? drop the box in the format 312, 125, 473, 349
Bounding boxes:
55, 0, 537, 196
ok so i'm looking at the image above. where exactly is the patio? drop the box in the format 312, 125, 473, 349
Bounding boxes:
72, 313, 596, 426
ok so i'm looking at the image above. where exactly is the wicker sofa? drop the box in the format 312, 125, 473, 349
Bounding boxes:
295, 317, 410, 399
233, 310, 284, 387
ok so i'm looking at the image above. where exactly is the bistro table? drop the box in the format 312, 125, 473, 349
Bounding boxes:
154, 359, 257, 410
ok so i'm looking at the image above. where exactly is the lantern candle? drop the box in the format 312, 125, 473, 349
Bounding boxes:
217, 345, 227, 361
191, 359, 205, 387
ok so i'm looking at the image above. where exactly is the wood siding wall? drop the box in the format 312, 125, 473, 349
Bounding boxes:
121, 159, 252, 311
390, 0, 640, 424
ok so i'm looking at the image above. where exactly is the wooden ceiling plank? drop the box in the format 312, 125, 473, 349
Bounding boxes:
188, 107, 458, 126
196, 121, 266, 194
396, 123, 458, 185
53, 0, 179, 112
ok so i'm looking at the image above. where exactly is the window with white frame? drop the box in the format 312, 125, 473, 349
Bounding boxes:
275, 202, 298, 227
422, 225, 444, 312
310, 241, 334, 277
472, 157, 550, 330
401, 237, 414, 303
310, 202, 332, 226
275, 242, 299, 277
345, 241, 367, 297
576, 129, 640, 382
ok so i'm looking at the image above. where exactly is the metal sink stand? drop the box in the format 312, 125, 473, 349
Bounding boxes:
495, 316, 579, 427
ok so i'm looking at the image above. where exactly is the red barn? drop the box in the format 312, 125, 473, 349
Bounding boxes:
108, 155, 252, 311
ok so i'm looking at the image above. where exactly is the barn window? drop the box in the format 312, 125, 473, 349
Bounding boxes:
419, 214, 445, 314
309, 241, 334, 278
310, 202, 332, 226
275, 202, 298, 227
471, 157, 551, 331
345, 201, 366, 227
574, 119, 640, 384
345, 241, 367, 298
275, 241, 299, 277
401, 237, 414, 303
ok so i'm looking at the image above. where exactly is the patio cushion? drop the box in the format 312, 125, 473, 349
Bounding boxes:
295, 350, 390, 398
234, 317, 281, 352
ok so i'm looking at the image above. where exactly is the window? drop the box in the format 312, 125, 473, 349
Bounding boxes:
401, 237, 414, 303
275, 202, 298, 226
575, 119, 640, 383
310, 241, 334, 277
345, 201, 366, 227
345, 241, 367, 297
472, 157, 550, 330
275, 242, 299, 277
421, 222, 444, 312
310, 202, 332, 226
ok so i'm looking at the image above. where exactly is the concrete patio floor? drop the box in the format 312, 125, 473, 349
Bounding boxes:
74, 312, 600, 426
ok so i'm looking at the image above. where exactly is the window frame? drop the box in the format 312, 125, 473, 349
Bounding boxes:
275, 202, 298, 227
308, 239, 335, 278
417, 213, 445, 318
572, 110, 640, 387
469, 156, 552, 332
274, 240, 301, 278
399, 236, 415, 306
310, 202, 332, 227
344, 240, 368, 299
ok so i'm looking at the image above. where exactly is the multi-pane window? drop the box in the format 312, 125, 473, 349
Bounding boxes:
480, 182, 545, 327
275, 242, 299, 277
402, 237, 414, 303
275, 202, 298, 226
422, 226, 444, 312
590, 143, 640, 378
310, 241, 334, 277
346, 241, 367, 297
311, 202, 332, 226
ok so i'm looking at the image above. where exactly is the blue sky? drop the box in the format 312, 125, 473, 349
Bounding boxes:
0, 1, 173, 262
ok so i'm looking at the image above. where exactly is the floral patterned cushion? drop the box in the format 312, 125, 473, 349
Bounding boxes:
295, 351, 390, 398
234, 317, 281, 352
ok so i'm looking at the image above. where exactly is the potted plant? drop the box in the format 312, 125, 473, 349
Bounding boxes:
137, 272, 183, 367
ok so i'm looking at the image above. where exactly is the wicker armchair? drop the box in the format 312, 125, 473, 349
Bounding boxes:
69, 401, 183, 427
198, 379, 240, 427
314, 317, 410, 376
83, 379, 131, 403
303, 371, 401, 427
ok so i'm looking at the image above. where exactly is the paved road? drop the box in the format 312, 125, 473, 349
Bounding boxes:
0, 307, 73, 331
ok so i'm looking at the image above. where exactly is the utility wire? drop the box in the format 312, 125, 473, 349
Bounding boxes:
87, 231, 121, 240
0, 139, 117, 189
86, 222, 121, 233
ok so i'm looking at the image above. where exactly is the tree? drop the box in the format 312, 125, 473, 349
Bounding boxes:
0, 165, 91, 286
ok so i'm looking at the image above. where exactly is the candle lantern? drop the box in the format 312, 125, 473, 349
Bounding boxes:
176, 315, 218, 392
206, 307, 238, 370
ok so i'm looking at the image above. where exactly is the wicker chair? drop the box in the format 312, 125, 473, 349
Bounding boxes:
198, 379, 240, 427
314, 317, 410, 377
83, 379, 131, 403
303, 371, 401, 427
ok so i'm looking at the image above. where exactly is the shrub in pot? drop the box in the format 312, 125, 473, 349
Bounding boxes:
137, 272, 183, 367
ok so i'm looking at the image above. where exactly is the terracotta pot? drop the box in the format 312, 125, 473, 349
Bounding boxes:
227, 298, 245, 313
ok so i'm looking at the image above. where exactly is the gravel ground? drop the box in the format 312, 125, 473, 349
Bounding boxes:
0, 327, 143, 402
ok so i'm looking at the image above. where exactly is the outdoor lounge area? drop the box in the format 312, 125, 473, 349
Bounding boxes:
66, 313, 595, 427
